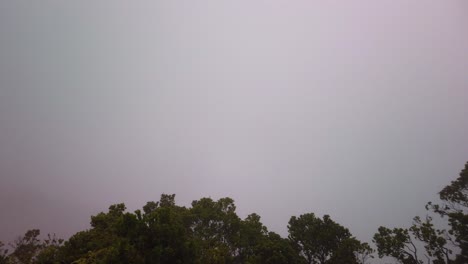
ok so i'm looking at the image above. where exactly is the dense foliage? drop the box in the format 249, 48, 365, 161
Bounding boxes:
0, 196, 369, 264
1, 162, 467, 263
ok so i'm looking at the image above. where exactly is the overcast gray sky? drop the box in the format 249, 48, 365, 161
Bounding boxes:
1, 0, 468, 248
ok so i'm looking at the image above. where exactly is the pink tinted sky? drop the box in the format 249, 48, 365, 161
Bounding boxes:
1, 0, 467, 250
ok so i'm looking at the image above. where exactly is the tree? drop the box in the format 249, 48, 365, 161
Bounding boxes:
59, 194, 197, 264
429, 161, 468, 263
288, 213, 362, 264
410, 216, 452, 263
373, 216, 455, 264
60, 203, 145, 264
373, 226, 421, 264
247, 231, 305, 264
0, 231, 65, 264
2, 193, 380, 264
237, 213, 268, 262
373, 162, 468, 264
141, 194, 195, 264
355, 242, 374, 264
189, 197, 241, 264
9, 229, 42, 264
34, 233, 64, 264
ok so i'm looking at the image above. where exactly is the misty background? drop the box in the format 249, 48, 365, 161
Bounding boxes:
1, 0, 467, 248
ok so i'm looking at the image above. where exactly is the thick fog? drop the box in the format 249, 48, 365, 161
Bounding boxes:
1, 1, 468, 246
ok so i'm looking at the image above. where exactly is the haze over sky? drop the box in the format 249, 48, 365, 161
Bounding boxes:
1, 0, 468, 247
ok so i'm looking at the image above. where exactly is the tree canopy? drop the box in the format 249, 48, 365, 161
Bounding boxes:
0, 195, 369, 264
2, 161, 468, 264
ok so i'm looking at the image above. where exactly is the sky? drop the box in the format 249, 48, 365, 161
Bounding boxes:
1, 0, 468, 249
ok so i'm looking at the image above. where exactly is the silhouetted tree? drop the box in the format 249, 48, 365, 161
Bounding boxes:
373, 227, 421, 264
429, 161, 468, 263
374, 162, 468, 264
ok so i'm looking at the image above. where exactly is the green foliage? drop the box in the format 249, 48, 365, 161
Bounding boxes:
242, 231, 304, 264
2, 230, 64, 264
234, 213, 304, 264
61, 194, 193, 264
2, 193, 373, 264
5, 162, 468, 264
9, 229, 42, 264
190, 197, 240, 264
34, 233, 64, 264
288, 213, 363, 264
141, 196, 194, 264
237, 213, 268, 262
